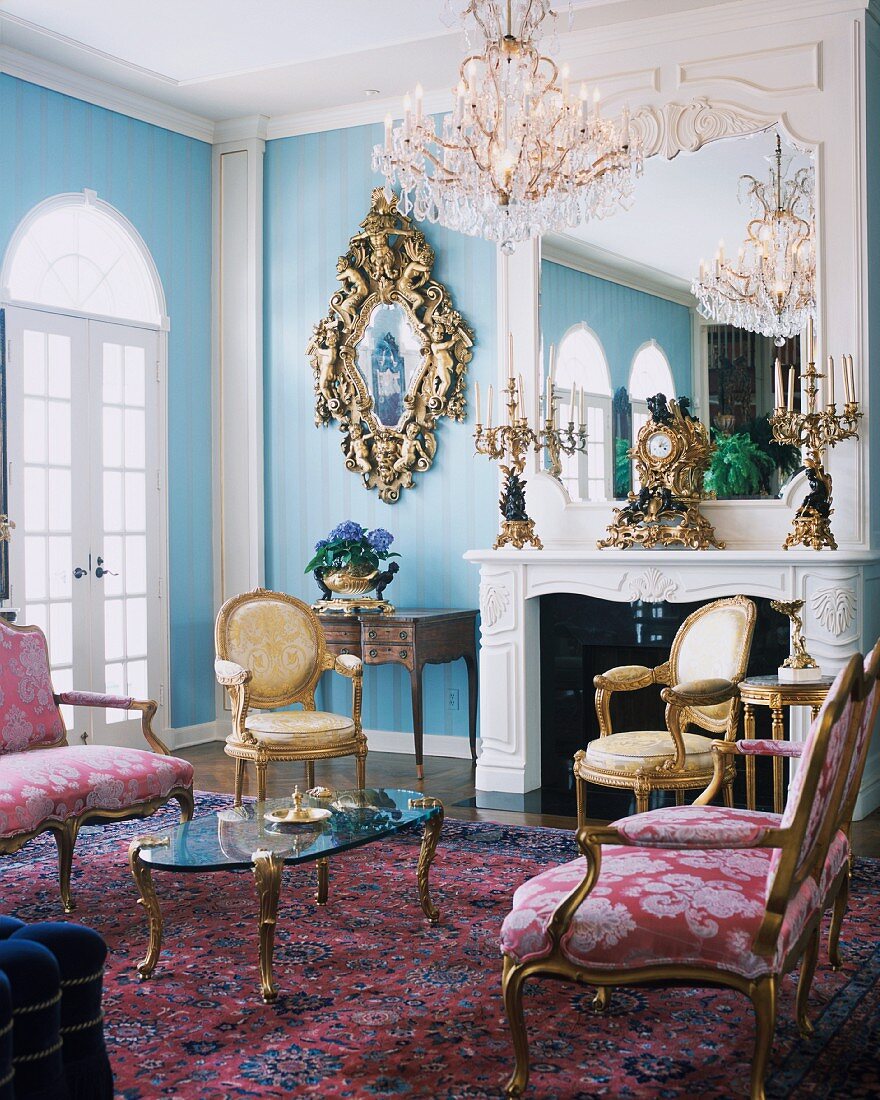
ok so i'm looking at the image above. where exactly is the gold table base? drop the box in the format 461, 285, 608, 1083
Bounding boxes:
127, 799, 444, 1004
739, 677, 833, 814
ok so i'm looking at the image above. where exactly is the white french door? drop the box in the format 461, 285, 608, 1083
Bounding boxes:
6, 307, 162, 746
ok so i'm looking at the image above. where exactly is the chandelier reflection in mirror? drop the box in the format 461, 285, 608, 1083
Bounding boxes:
371, 0, 641, 253
691, 134, 816, 346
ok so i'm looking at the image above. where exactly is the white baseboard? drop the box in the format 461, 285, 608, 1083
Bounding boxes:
164, 721, 221, 751
854, 760, 880, 821
364, 728, 478, 761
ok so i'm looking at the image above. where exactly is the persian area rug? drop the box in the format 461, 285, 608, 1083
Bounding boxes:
3, 793, 879, 1099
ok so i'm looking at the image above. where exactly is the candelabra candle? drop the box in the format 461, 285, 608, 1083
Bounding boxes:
769, 321, 861, 551
473, 364, 588, 550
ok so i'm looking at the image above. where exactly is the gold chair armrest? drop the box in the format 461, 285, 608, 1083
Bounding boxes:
593, 664, 655, 692
327, 653, 363, 679
661, 678, 737, 708
215, 658, 251, 687
129, 699, 170, 755
692, 740, 742, 804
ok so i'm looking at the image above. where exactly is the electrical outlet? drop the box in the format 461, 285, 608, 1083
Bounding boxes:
446, 688, 460, 711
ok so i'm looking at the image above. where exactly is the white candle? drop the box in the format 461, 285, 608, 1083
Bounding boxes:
487, 384, 493, 428
561, 65, 570, 101
850, 355, 857, 404
827, 356, 834, 407
415, 83, 423, 123
549, 344, 556, 386
475, 380, 481, 423
580, 85, 588, 127
774, 357, 783, 410
592, 87, 600, 120
846, 355, 856, 405
508, 333, 514, 378
455, 81, 465, 124
787, 365, 795, 411
580, 389, 586, 428
404, 93, 412, 134
384, 114, 392, 153
518, 374, 525, 420
569, 384, 577, 424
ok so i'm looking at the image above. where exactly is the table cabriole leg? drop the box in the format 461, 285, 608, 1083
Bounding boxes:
414, 801, 444, 923
464, 650, 479, 763
128, 836, 167, 980
316, 857, 329, 905
253, 849, 284, 1003
410, 662, 425, 780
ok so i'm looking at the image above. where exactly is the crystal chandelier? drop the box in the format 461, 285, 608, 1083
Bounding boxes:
371, 0, 641, 253
691, 134, 816, 346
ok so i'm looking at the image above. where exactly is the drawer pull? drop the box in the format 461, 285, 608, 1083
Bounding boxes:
368, 629, 376, 639
369, 649, 378, 659
340, 649, 350, 656
399, 650, 408, 660
399, 630, 408, 640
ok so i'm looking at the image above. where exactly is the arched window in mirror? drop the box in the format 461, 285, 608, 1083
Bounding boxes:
555, 325, 611, 501
629, 341, 674, 490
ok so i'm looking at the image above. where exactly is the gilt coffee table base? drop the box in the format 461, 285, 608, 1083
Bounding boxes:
128, 792, 444, 1004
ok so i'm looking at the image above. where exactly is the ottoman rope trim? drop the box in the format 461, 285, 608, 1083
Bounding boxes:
60, 968, 105, 988
12, 1038, 64, 1063
13, 992, 61, 1014
60, 1012, 104, 1035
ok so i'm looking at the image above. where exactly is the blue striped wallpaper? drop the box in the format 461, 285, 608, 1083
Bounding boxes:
263, 122, 497, 738
541, 259, 693, 395
0, 75, 214, 728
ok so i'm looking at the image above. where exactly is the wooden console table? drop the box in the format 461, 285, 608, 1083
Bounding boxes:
317, 608, 478, 779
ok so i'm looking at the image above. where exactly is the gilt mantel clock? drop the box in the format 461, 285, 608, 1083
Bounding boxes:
598, 393, 724, 550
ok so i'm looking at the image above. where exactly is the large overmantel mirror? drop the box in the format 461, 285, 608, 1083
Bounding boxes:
308, 188, 474, 503
539, 119, 813, 506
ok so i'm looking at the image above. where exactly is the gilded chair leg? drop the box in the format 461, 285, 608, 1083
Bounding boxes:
175, 787, 195, 822
502, 956, 531, 1098
796, 926, 820, 1038
575, 773, 587, 829
722, 781, 734, 808
54, 820, 78, 913
634, 790, 650, 815
234, 759, 245, 806
356, 750, 367, 790
828, 866, 850, 970
592, 986, 611, 1012
316, 858, 329, 905
305, 761, 315, 789
749, 975, 778, 1100
255, 760, 268, 802
675, 790, 685, 806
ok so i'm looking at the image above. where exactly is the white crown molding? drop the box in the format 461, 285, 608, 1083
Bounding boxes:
265, 88, 451, 140
213, 115, 269, 144
0, 44, 215, 143
542, 233, 696, 307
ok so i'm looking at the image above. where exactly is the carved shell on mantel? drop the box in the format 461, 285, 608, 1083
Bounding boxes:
627, 568, 678, 604
480, 582, 511, 630
810, 586, 857, 638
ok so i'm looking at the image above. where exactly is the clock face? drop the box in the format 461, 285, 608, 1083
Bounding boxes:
646, 430, 674, 461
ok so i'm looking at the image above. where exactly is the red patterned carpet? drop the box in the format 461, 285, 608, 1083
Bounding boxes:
3, 793, 879, 1099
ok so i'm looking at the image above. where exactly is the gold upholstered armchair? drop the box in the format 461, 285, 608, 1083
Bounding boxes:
574, 594, 756, 823
215, 588, 367, 804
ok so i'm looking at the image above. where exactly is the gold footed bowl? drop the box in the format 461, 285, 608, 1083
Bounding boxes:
321, 566, 379, 596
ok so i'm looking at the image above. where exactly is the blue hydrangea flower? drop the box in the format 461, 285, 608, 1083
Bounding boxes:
367, 528, 394, 553
329, 520, 365, 542
314, 537, 330, 551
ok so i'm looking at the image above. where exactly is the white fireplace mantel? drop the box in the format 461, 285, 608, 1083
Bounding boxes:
465, 547, 880, 820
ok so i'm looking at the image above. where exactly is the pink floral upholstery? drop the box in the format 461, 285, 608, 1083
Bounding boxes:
616, 805, 780, 848
820, 829, 850, 901
0, 623, 65, 753
738, 739, 805, 758
0, 746, 193, 840
57, 691, 134, 710
500, 842, 819, 980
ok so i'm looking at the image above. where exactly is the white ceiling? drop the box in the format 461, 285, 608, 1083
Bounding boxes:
0, 0, 729, 122
562, 129, 813, 285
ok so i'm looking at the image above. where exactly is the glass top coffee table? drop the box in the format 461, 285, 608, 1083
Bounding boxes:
128, 787, 444, 1002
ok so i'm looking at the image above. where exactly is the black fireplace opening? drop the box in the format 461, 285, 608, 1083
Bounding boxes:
537, 593, 791, 820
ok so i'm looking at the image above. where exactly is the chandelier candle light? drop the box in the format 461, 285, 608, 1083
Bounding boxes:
473, 337, 586, 548
769, 318, 861, 551
372, 0, 641, 252
692, 134, 815, 345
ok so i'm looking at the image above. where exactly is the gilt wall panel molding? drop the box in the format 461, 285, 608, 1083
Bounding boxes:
677, 42, 822, 96
631, 98, 780, 161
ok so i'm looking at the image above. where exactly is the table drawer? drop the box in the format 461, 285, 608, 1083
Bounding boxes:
363, 643, 413, 668
363, 624, 414, 645
321, 623, 361, 652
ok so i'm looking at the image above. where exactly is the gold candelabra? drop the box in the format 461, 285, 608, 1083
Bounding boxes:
473, 340, 587, 550
769, 318, 861, 550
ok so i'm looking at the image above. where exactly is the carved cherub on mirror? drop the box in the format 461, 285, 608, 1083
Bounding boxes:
307, 188, 474, 503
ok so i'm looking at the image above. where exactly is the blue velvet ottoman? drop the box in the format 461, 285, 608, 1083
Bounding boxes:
0, 917, 112, 1100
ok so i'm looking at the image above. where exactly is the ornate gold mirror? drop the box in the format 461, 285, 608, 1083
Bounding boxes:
308, 189, 474, 502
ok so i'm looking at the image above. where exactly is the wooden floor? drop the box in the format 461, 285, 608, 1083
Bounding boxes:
179, 743, 880, 857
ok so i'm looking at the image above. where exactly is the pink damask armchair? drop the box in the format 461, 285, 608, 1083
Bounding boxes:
500, 653, 871, 1100
0, 620, 194, 911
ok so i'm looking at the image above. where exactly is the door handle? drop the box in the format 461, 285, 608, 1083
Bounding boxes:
94, 556, 118, 579
73, 566, 89, 580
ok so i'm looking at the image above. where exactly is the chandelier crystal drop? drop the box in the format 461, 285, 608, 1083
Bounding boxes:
691, 134, 816, 346
371, 0, 642, 253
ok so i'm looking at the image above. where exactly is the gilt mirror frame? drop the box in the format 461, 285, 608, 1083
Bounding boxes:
308, 188, 474, 503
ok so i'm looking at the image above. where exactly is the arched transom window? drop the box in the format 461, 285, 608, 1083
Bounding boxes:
629, 341, 675, 489
554, 326, 612, 501
3, 193, 163, 326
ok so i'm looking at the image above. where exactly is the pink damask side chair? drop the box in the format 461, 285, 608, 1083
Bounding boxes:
0, 620, 194, 911
500, 653, 869, 1100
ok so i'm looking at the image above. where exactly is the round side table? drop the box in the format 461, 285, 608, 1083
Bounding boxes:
738, 674, 835, 813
